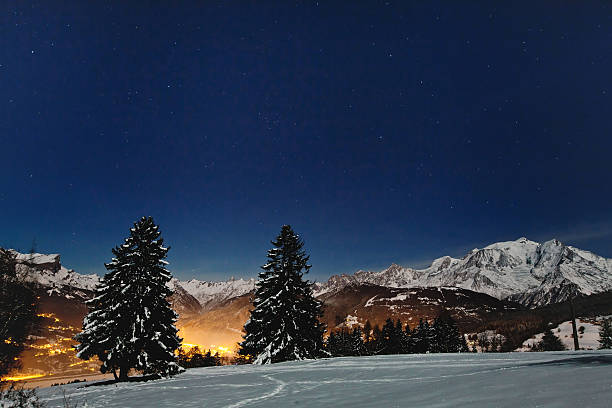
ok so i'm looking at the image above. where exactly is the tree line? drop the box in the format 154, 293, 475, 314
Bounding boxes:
326, 313, 470, 357
177, 347, 222, 368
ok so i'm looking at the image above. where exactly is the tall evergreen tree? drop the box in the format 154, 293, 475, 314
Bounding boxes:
363, 320, 373, 346
239, 225, 325, 364
430, 318, 442, 353
403, 324, 414, 354
431, 311, 463, 353
380, 318, 395, 354
325, 331, 339, 356
368, 325, 383, 355
74, 217, 182, 380
349, 326, 367, 356
380, 318, 405, 354
0, 249, 38, 378
598, 319, 612, 349
460, 334, 470, 353
413, 319, 431, 353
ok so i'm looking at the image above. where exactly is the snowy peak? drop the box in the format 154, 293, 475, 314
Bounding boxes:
12, 250, 99, 294
14, 252, 62, 272
315, 237, 612, 307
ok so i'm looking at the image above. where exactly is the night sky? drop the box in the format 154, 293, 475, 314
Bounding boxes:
1, 1, 611, 281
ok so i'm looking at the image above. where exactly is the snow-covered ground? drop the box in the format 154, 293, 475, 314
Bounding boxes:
518, 319, 602, 351
37, 351, 612, 407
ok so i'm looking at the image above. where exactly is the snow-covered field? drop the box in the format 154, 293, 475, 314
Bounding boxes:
37, 351, 612, 407
518, 319, 602, 351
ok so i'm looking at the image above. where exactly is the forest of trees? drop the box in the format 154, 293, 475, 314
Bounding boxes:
325, 312, 470, 357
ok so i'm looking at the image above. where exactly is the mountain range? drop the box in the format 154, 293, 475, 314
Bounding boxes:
314, 237, 612, 307
14, 237, 611, 311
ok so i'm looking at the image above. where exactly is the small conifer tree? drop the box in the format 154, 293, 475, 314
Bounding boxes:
534, 329, 566, 351
598, 319, 612, 349
413, 319, 431, 353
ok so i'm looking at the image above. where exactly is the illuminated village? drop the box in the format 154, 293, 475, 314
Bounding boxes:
1, 312, 237, 383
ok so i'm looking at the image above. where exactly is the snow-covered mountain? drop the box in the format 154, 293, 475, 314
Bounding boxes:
314, 238, 612, 307
10, 237, 612, 310
178, 278, 256, 311
13, 251, 99, 299
10, 250, 253, 315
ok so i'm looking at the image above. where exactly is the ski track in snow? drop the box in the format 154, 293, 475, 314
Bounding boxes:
225, 374, 286, 408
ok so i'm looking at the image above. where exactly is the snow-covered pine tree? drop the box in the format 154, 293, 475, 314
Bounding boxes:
430, 317, 442, 353
394, 319, 406, 354
349, 326, 367, 356
380, 318, 395, 354
239, 225, 325, 364
403, 324, 414, 354
325, 331, 339, 356
74, 216, 182, 380
432, 311, 463, 353
413, 319, 431, 353
332, 328, 353, 357
598, 318, 612, 349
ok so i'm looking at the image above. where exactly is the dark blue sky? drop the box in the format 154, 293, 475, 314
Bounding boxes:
1, 1, 611, 281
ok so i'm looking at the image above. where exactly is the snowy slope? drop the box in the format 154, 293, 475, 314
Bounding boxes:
315, 238, 612, 307
517, 318, 603, 351
36, 351, 612, 408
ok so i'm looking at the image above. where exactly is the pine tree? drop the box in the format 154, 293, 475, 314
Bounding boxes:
413, 319, 431, 353
0, 249, 38, 378
349, 326, 367, 356
394, 319, 406, 354
535, 329, 566, 351
239, 225, 325, 364
74, 216, 182, 380
325, 332, 338, 356
430, 318, 442, 353
368, 325, 383, 355
598, 318, 612, 349
403, 324, 414, 354
460, 334, 470, 353
338, 328, 353, 356
326, 329, 352, 357
431, 311, 463, 353
380, 318, 395, 354
363, 320, 373, 348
